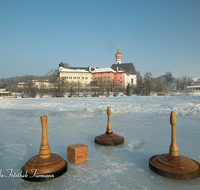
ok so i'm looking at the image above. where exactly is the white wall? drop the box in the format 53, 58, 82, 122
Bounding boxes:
124, 74, 137, 87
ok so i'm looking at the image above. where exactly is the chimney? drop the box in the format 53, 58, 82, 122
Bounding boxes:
89, 66, 91, 72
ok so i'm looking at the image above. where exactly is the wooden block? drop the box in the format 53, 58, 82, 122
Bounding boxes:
67, 143, 88, 164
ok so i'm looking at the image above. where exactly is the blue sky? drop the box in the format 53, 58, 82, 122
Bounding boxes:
0, 0, 200, 79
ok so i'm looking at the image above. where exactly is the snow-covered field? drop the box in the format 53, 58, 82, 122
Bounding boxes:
0, 95, 200, 190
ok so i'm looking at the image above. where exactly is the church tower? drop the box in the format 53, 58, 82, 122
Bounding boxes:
115, 48, 122, 64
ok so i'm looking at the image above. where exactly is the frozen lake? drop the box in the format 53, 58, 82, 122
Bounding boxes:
0, 95, 200, 190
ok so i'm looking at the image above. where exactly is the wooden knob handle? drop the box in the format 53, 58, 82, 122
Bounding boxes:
169, 111, 179, 156
107, 106, 111, 115
106, 106, 113, 134
170, 111, 177, 126
39, 116, 51, 159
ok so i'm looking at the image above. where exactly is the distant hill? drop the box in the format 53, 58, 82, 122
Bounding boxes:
0, 75, 45, 86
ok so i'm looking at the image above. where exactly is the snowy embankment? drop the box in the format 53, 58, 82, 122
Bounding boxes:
0, 95, 200, 116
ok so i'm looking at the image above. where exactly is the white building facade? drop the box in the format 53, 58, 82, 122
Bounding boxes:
58, 63, 94, 86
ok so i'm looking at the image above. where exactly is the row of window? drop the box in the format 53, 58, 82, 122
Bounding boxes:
62, 77, 90, 80
66, 81, 88, 83
97, 72, 122, 75
94, 76, 111, 79
94, 77, 122, 80
62, 76, 134, 84
98, 81, 122, 84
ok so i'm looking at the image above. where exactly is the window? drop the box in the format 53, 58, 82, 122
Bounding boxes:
108, 76, 110, 79
120, 77, 122, 79
77, 77, 80, 79
104, 76, 106, 79
82, 77, 84, 79
69, 77, 72, 79
73, 77, 76, 79
131, 79, 133, 83
85, 77, 88, 79
66, 77, 68, 79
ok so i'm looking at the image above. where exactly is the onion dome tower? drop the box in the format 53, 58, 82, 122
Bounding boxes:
21, 116, 67, 182
94, 106, 124, 146
115, 48, 122, 64
149, 111, 200, 180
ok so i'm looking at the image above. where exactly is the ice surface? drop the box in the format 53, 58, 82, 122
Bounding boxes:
0, 95, 200, 189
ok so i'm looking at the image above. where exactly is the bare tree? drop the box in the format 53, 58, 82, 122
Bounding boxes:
45, 69, 58, 83
176, 75, 192, 92
143, 72, 155, 95
132, 71, 144, 95
154, 78, 166, 92
22, 75, 38, 98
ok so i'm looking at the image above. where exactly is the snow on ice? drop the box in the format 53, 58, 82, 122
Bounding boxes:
0, 95, 200, 189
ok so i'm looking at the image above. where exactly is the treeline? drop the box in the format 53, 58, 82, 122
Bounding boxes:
0, 75, 45, 92
0, 70, 193, 97
130, 71, 192, 96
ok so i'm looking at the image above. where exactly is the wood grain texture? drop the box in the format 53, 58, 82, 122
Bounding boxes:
95, 133, 124, 146
149, 154, 200, 180
22, 115, 67, 181
149, 111, 200, 180
22, 153, 67, 175
39, 116, 51, 159
67, 143, 88, 164
169, 112, 179, 156
95, 106, 124, 146
106, 106, 113, 133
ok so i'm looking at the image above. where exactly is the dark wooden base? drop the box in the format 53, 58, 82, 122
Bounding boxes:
149, 154, 200, 180
21, 153, 67, 182
95, 132, 124, 146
